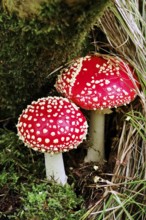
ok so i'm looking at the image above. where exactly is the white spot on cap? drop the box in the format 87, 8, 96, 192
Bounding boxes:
109, 95, 115, 99
43, 128, 48, 134
45, 138, 50, 143
95, 80, 100, 84
18, 122, 22, 127
28, 116, 32, 120
100, 83, 104, 86
36, 123, 41, 127
37, 137, 42, 142
123, 90, 129, 95
47, 109, 52, 113
81, 91, 85, 95
49, 145, 54, 148
51, 132, 55, 136
96, 64, 100, 68
60, 127, 65, 132
72, 121, 76, 125
39, 102, 45, 105
75, 128, 79, 133
93, 97, 98, 102
86, 83, 91, 87
23, 123, 27, 127
20, 128, 24, 132
53, 113, 58, 117
107, 87, 112, 91
87, 91, 92, 95
53, 139, 59, 144
105, 80, 110, 85
42, 118, 46, 121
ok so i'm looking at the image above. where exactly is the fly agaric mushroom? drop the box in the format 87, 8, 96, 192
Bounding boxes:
55, 54, 140, 163
17, 96, 88, 184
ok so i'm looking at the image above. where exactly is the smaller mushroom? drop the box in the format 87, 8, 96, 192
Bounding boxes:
17, 96, 88, 185
55, 54, 140, 163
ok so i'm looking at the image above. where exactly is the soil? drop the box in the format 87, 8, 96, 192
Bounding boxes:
0, 186, 21, 217
65, 144, 116, 208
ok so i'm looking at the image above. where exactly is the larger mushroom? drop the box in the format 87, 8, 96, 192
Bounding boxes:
55, 54, 140, 163
17, 96, 88, 184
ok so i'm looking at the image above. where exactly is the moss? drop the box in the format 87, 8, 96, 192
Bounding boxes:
0, 128, 85, 219
0, 0, 112, 119
2, 0, 48, 18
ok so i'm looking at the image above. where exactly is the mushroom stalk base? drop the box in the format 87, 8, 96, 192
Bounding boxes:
45, 153, 67, 185
84, 110, 105, 163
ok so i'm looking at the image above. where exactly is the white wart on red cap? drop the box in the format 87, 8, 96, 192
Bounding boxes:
17, 96, 88, 153
55, 55, 139, 110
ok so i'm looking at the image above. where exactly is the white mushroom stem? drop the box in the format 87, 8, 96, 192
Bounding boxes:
85, 109, 112, 163
44, 153, 67, 185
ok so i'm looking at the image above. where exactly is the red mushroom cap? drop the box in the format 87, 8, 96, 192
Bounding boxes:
55, 55, 140, 110
17, 96, 88, 153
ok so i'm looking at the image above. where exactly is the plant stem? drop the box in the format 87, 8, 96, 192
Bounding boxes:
44, 153, 67, 185
84, 110, 105, 163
